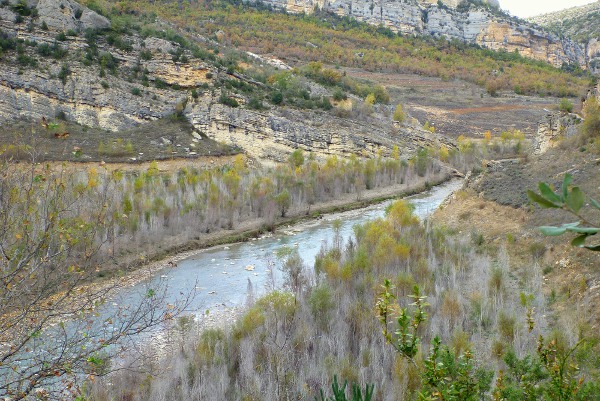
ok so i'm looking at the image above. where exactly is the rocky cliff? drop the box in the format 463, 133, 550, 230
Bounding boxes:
0, 0, 452, 164
529, 1, 600, 74
253, 0, 589, 69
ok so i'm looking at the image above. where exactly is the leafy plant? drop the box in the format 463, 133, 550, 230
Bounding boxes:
315, 376, 374, 401
527, 174, 599, 251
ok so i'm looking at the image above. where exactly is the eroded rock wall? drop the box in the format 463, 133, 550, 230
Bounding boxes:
251, 0, 588, 68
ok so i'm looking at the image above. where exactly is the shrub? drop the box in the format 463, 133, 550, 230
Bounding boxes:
247, 96, 265, 110
55, 32, 67, 42
219, 93, 239, 107
559, 98, 574, 113
154, 78, 168, 89
100, 81, 109, 89
131, 87, 142, 96
271, 91, 283, 105
58, 64, 70, 84
140, 49, 152, 60
332, 88, 347, 102
393, 104, 405, 122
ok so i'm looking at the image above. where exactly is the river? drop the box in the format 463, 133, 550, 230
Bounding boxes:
136, 179, 463, 318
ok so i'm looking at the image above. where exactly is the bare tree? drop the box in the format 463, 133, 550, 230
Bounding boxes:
0, 161, 191, 400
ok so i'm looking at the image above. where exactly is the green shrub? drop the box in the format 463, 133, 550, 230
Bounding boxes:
393, 104, 405, 123
131, 87, 142, 96
140, 49, 152, 60
219, 93, 239, 107
332, 88, 347, 102
271, 91, 283, 105
559, 98, 574, 113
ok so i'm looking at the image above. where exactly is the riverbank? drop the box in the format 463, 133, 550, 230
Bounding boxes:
99, 172, 453, 293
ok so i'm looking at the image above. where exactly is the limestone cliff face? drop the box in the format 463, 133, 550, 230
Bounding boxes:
252, 0, 588, 69
0, 1, 452, 164
189, 93, 452, 163
533, 112, 581, 155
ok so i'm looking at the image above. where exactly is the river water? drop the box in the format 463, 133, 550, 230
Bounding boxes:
138, 179, 463, 316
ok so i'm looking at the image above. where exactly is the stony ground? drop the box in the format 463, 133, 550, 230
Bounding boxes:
1, 117, 239, 163
342, 67, 576, 138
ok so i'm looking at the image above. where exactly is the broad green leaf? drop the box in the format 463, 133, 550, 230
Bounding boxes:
540, 223, 579, 236
591, 198, 600, 210
567, 227, 600, 234
566, 187, 584, 213
571, 234, 589, 247
527, 190, 560, 209
538, 182, 562, 204
540, 226, 568, 236
562, 173, 573, 199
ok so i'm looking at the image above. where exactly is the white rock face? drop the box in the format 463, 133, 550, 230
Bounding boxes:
245, 0, 586, 68
36, 0, 109, 32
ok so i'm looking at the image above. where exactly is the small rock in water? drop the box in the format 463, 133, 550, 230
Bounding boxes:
223, 246, 230, 250
211, 258, 216, 262
222, 271, 228, 274
208, 291, 216, 295
245, 265, 255, 271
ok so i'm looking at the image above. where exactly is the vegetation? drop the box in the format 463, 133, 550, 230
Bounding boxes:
527, 174, 600, 251
85, 192, 600, 400
0, 161, 191, 400
76, 0, 592, 97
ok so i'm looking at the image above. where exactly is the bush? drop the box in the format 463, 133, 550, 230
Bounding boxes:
140, 49, 152, 60
219, 93, 239, 107
58, 64, 70, 84
393, 104, 405, 123
332, 88, 347, 102
559, 98, 574, 113
131, 87, 142, 96
154, 78, 168, 89
271, 91, 283, 105
55, 32, 67, 42
247, 96, 265, 110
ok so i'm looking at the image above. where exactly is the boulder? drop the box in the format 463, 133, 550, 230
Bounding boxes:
35, 0, 109, 32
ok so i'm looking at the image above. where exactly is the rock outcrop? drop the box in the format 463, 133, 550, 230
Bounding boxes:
251, 0, 589, 69
533, 112, 581, 155
189, 93, 452, 163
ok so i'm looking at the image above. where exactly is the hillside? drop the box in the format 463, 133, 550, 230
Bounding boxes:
0, 0, 458, 164
529, 1, 600, 73
0, 0, 592, 166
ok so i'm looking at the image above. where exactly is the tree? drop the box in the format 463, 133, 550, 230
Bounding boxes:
0, 160, 190, 399
274, 189, 291, 217
393, 104, 405, 123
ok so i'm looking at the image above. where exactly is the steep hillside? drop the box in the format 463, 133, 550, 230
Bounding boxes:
529, 1, 600, 73
75, 0, 591, 97
241, 0, 589, 69
0, 0, 456, 164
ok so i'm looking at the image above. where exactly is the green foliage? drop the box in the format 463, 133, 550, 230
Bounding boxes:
271, 91, 283, 105
131, 87, 142, 96
581, 97, 600, 143
559, 98, 574, 113
316, 376, 374, 401
58, 63, 71, 84
527, 174, 600, 251
219, 92, 239, 107
377, 281, 428, 360
393, 104, 405, 123
288, 149, 305, 168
